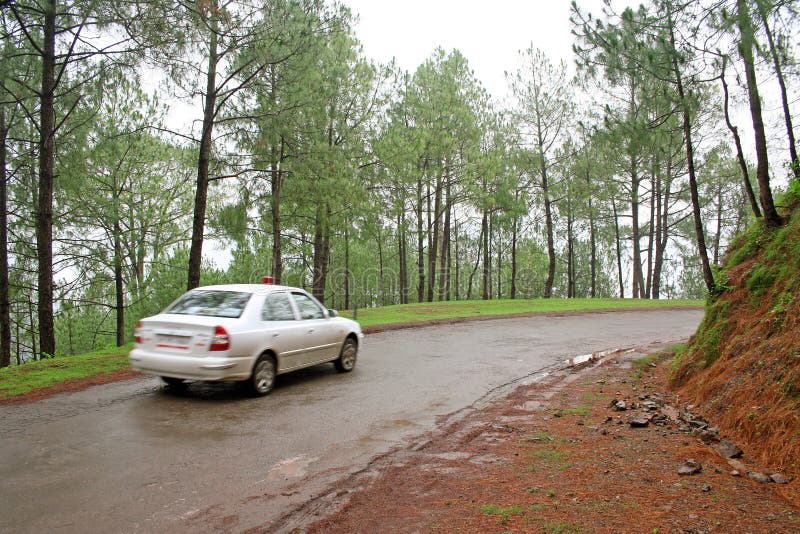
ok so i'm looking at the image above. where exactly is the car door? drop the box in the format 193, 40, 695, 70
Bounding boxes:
260, 291, 308, 372
289, 291, 341, 365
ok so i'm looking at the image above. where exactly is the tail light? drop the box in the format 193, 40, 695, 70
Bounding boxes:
134, 321, 143, 344
209, 325, 230, 351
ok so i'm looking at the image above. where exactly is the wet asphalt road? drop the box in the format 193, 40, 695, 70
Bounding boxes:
0, 309, 702, 533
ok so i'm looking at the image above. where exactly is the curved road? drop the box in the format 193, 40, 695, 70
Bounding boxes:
0, 309, 702, 533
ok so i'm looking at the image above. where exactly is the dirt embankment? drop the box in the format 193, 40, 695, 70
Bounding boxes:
672, 205, 800, 471
298, 348, 799, 533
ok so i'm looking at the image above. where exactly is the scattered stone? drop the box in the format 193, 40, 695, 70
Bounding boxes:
678, 459, 702, 476
603, 416, 613, 423
731, 470, 742, 477
627, 415, 650, 428
600, 429, 609, 436
748, 471, 772, 484
651, 414, 669, 426
770, 473, 791, 484
642, 401, 659, 411
701, 483, 712, 492
716, 440, 743, 459
698, 430, 720, 444
688, 419, 709, 431
611, 400, 627, 411
727, 458, 748, 473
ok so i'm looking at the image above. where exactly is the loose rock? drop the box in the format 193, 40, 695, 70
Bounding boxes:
748, 471, 772, 484
716, 440, 743, 459
627, 415, 650, 428
770, 473, 791, 484
678, 459, 702, 476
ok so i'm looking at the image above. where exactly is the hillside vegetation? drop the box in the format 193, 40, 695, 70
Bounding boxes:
672, 194, 800, 472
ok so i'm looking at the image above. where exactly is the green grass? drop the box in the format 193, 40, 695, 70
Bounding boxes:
342, 297, 701, 327
554, 404, 592, 418
529, 448, 572, 471
542, 521, 583, 534
0, 344, 132, 399
1, 297, 701, 401
479, 504, 524, 524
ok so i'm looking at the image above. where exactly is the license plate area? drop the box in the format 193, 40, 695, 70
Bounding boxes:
156, 334, 192, 349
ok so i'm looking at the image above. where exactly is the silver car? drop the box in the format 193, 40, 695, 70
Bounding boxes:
129, 283, 364, 396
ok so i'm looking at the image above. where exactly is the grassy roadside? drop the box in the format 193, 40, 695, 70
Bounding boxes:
0, 298, 701, 401
341, 297, 702, 327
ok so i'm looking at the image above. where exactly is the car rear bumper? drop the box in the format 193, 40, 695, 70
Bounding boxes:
129, 349, 254, 381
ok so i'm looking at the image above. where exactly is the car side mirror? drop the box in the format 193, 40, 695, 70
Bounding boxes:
328, 309, 338, 318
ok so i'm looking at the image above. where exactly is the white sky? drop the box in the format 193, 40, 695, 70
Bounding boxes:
343, 0, 615, 103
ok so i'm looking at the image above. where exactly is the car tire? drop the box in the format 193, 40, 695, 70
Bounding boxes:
250, 354, 277, 396
161, 376, 186, 388
334, 338, 357, 373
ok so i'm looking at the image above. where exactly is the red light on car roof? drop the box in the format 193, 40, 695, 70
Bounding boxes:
262, 276, 274, 284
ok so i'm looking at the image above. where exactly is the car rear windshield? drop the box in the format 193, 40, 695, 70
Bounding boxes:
165, 290, 252, 318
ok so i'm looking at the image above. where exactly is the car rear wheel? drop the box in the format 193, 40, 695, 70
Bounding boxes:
334, 338, 357, 373
161, 376, 186, 388
250, 354, 277, 396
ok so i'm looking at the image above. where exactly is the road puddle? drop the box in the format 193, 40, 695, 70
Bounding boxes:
263, 455, 318, 482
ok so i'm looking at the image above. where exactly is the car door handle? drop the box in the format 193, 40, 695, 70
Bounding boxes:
307, 329, 314, 334
272, 333, 279, 338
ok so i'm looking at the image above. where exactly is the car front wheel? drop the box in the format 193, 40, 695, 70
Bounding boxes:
334, 338, 357, 373
250, 355, 277, 396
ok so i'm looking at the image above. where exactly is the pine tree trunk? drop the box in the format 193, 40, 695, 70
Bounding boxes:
721, 58, 762, 218
510, 215, 518, 300
652, 164, 665, 299
416, 174, 425, 303
481, 210, 489, 300
270, 142, 284, 283
737, 0, 783, 227
428, 168, 441, 302
377, 223, 385, 306
587, 187, 597, 298
567, 205, 574, 298
496, 233, 502, 299
312, 203, 330, 304
36, 0, 57, 358
114, 219, 124, 347
437, 168, 449, 301
188, 27, 218, 290
630, 160, 644, 299
398, 212, 408, 305
645, 160, 657, 299
756, 0, 799, 179
344, 225, 351, 309
668, 12, 715, 293
454, 218, 460, 300
540, 160, 555, 299
612, 198, 625, 298
440, 189, 451, 301
0, 108, 11, 367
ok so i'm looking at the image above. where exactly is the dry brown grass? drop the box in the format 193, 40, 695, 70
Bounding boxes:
672, 207, 800, 474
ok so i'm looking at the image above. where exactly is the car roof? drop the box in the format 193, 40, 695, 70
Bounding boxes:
189, 284, 300, 294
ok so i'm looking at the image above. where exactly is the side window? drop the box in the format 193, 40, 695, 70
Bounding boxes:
261, 292, 296, 321
291, 292, 325, 320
